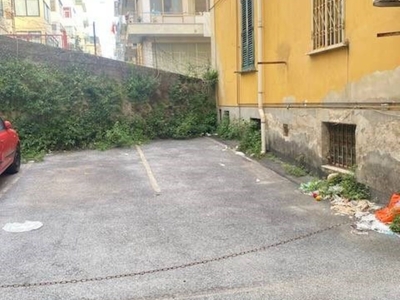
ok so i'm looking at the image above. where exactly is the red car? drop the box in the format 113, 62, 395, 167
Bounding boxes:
0, 117, 20, 175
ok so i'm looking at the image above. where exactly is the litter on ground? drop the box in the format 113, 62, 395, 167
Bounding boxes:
330, 196, 381, 216
300, 176, 400, 237
353, 213, 393, 235
2, 221, 43, 233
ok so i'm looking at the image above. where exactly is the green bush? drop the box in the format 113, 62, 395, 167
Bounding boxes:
126, 72, 159, 104
0, 60, 217, 160
217, 117, 246, 140
238, 121, 262, 157
217, 118, 263, 157
300, 174, 370, 200
339, 174, 370, 200
283, 163, 308, 177
390, 215, 400, 233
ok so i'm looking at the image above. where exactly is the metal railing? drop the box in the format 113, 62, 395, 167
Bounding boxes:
126, 11, 207, 24
328, 123, 356, 169
4, 33, 68, 49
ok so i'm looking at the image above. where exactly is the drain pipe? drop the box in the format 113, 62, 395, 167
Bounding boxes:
257, 0, 267, 154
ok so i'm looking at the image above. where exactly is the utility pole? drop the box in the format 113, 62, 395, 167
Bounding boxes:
93, 21, 97, 56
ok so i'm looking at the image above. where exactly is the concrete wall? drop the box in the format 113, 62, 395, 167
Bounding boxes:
219, 102, 400, 201
266, 107, 400, 201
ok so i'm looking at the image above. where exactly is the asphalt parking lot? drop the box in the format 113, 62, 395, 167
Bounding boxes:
0, 138, 399, 300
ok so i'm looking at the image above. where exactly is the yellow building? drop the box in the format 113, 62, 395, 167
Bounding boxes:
13, 0, 57, 46
212, 0, 400, 197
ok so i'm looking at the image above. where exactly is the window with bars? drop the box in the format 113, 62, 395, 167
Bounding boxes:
312, 0, 344, 50
241, 0, 254, 71
327, 123, 356, 169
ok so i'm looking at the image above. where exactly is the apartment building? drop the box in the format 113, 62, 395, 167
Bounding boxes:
212, 0, 400, 197
118, 0, 211, 75
13, 0, 56, 46
0, 0, 14, 34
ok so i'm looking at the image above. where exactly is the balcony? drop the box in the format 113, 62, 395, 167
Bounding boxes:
126, 12, 210, 43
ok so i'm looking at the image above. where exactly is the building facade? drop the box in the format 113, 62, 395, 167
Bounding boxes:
212, 0, 400, 197
0, 0, 14, 34
118, 0, 211, 76
61, 0, 89, 51
13, 0, 57, 46
50, 0, 68, 48
1, 0, 88, 50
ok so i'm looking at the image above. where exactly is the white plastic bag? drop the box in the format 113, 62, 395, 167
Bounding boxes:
2, 221, 43, 233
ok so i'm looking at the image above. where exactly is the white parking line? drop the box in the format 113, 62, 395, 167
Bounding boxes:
135, 145, 161, 195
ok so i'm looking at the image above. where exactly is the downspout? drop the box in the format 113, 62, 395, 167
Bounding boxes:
257, 0, 267, 154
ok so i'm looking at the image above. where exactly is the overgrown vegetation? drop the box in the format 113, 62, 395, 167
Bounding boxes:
390, 215, 400, 233
283, 163, 308, 177
216, 117, 263, 158
0, 60, 217, 160
300, 173, 371, 200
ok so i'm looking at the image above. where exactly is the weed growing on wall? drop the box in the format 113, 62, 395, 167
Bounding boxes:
0, 60, 217, 159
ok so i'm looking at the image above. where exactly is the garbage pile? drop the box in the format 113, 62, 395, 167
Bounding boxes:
300, 173, 400, 236
330, 196, 380, 216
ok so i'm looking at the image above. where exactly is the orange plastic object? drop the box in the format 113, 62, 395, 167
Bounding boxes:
375, 194, 400, 224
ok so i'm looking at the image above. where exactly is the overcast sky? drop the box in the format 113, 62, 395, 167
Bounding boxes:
85, 0, 116, 58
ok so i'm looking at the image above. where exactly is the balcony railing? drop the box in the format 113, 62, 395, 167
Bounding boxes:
4, 33, 68, 49
126, 12, 206, 24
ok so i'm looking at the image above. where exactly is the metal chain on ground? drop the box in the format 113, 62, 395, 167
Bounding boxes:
0, 221, 350, 289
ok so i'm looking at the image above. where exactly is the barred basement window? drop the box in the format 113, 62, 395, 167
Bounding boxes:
241, 0, 254, 71
327, 123, 356, 169
312, 0, 344, 50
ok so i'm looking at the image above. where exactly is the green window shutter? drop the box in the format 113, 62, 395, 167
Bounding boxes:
247, 0, 254, 67
241, 0, 254, 70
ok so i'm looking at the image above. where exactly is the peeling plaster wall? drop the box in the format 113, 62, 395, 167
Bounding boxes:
219, 67, 400, 201
325, 67, 400, 103
265, 107, 400, 200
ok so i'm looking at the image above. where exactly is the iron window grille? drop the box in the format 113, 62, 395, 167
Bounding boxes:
327, 123, 356, 169
241, 0, 254, 71
312, 0, 344, 50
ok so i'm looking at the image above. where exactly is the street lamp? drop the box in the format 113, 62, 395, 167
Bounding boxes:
373, 0, 400, 7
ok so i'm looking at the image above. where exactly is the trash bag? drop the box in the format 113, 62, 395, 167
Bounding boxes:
375, 194, 400, 224
2, 221, 43, 233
